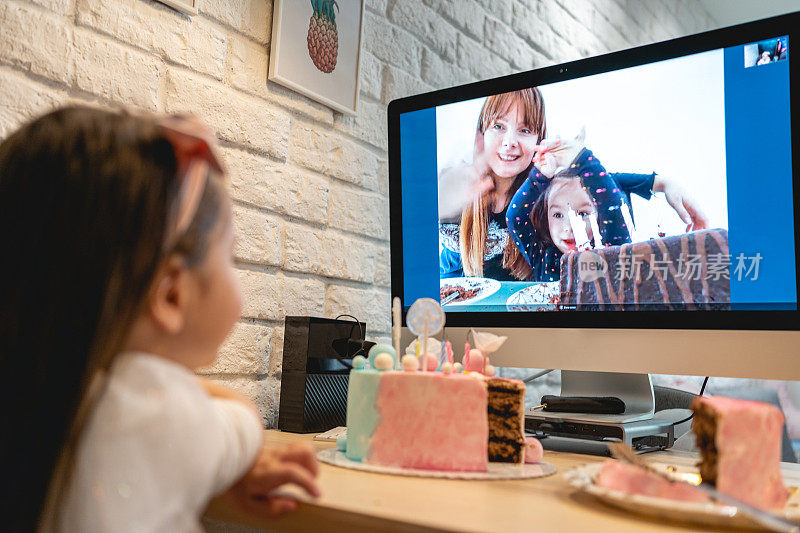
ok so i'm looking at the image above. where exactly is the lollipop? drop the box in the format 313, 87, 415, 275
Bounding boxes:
406, 298, 445, 373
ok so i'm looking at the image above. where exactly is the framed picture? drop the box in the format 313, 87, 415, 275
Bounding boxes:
155, 0, 198, 15
269, 0, 365, 116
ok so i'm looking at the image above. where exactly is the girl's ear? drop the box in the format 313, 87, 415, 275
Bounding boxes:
148, 257, 188, 334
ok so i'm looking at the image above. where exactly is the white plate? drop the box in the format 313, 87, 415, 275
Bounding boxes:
564, 462, 800, 530
319, 449, 557, 480
439, 277, 501, 306
506, 281, 560, 311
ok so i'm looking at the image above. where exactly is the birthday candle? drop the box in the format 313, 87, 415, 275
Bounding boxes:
440, 341, 447, 368
567, 208, 591, 251
589, 212, 603, 249
464, 341, 470, 371
446, 340, 453, 364
421, 312, 429, 373
392, 297, 401, 369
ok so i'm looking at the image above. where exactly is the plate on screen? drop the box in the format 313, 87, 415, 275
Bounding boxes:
506, 281, 560, 311
564, 462, 800, 529
319, 449, 556, 480
439, 277, 500, 306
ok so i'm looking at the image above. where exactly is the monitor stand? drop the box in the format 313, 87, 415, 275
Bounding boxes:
525, 370, 675, 453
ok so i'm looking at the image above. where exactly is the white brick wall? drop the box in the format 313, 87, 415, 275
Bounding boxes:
0, 0, 716, 428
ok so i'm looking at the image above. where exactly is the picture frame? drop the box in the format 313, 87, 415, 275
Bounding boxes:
269, 0, 365, 116
155, 0, 198, 16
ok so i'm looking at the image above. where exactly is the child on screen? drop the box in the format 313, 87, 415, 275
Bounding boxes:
0, 106, 320, 532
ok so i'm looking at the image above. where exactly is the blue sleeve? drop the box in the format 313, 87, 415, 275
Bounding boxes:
439, 224, 464, 277
439, 247, 463, 278
506, 172, 549, 270
610, 172, 656, 200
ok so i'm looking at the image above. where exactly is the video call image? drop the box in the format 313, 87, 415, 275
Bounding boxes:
435, 49, 735, 312
744, 35, 788, 68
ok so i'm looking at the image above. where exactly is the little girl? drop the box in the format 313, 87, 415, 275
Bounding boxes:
0, 107, 319, 531
522, 176, 601, 281
507, 145, 634, 281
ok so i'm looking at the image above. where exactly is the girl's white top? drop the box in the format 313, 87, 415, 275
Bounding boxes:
56, 352, 263, 532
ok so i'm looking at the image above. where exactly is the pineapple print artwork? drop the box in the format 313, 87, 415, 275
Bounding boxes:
307, 0, 339, 73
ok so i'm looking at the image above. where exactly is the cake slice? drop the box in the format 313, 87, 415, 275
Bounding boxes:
692, 395, 788, 510
486, 377, 526, 463
595, 461, 709, 502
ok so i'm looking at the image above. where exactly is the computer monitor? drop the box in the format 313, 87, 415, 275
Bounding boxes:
388, 12, 800, 424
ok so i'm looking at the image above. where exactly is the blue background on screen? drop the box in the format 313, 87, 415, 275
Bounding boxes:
399, 109, 440, 308
724, 44, 796, 309
399, 43, 797, 310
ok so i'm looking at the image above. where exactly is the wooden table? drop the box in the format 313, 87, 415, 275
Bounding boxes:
205, 429, 800, 532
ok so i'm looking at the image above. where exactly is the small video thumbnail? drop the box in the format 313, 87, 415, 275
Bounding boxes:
744, 36, 788, 68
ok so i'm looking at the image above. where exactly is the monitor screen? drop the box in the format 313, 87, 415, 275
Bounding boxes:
389, 16, 798, 329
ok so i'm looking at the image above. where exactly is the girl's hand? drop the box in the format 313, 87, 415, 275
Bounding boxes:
225, 442, 321, 518
532, 139, 561, 178
438, 130, 494, 220
653, 175, 710, 231
532, 127, 585, 178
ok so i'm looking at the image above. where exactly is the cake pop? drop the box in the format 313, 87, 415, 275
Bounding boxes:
374, 352, 394, 371
401, 354, 419, 372
368, 343, 396, 370
424, 353, 438, 371
524, 437, 544, 464
464, 348, 484, 373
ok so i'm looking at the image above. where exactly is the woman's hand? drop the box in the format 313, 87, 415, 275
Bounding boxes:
437, 161, 493, 220
438, 131, 494, 220
653, 175, 709, 231
224, 442, 321, 518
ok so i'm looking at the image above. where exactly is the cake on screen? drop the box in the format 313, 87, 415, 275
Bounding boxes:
338, 343, 531, 471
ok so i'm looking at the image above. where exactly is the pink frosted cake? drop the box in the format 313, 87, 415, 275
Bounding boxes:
595, 461, 709, 502
692, 395, 789, 510
341, 365, 527, 472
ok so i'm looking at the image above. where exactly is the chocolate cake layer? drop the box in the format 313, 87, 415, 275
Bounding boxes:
560, 229, 730, 311
691, 397, 719, 484
690, 395, 788, 510
486, 378, 526, 463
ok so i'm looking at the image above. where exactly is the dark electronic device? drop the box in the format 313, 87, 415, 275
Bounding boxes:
541, 395, 626, 415
277, 316, 367, 433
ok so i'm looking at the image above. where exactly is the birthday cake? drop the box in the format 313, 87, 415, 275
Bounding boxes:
560, 229, 730, 310
692, 395, 788, 511
340, 346, 528, 472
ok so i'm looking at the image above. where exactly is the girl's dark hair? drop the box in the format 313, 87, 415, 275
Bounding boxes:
507, 177, 579, 281
531, 186, 555, 249
0, 106, 223, 530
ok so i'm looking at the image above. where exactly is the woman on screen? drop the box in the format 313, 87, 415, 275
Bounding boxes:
439, 89, 546, 281
439, 90, 710, 282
